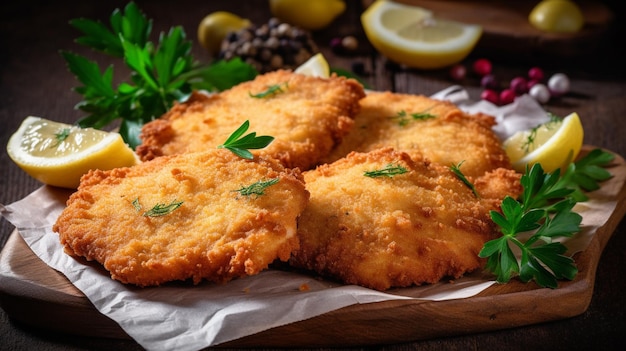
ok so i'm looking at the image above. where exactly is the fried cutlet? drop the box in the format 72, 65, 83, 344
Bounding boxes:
291, 148, 521, 291
53, 149, 310, 287
323, 91, 512, 178
136, 70, 365, 171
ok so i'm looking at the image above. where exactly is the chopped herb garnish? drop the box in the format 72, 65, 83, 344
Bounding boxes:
390, 109, 436, 126
249, 82, 288, 98
233, 178, 279, 197
450, 161, 479, 197
142, 200, 183, 217
52, 128, 71, 148
364, 163, 408, 178
522, 113, 561, 153
218, 120, 274, 159
479, 148, 614, 288
131, 197, 142, 211
62, 2, 257, 149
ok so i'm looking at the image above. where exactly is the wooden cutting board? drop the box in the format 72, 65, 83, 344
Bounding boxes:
1, 145, 625, 347
397, 0, 615, 59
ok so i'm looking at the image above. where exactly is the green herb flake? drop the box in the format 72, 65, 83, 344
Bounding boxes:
522, 113, 561, 153
249, 82, 288, 98
218, 120, 274, 159
131, 197, 142, 211
479, 148, 614, 289
142, 200, 183, 217
234, 178, 279, 197
450, 161, 479, 198
390, 109, 436, 126
52, 128, 72, 148
364, 163, 408, 178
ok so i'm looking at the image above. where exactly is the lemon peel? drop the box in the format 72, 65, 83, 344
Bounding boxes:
7, 117, 138, 189
361, 0, 482, 69
504, 112, 584, 173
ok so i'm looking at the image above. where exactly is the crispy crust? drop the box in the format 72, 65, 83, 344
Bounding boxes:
53, 149, 309, 287
324, 91, 512, 178
136, 70, 366, 171
291, 148, 521, 291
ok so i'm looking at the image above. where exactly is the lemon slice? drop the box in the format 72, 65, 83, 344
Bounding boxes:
504, 112, 584, 173
361, 0, 482, 69
294, 53, 331, 78
7, 116, 138, 189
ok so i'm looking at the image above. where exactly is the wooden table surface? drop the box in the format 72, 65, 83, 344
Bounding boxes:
1, 0, 625, 350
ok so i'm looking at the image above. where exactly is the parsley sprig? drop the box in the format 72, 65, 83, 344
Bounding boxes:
218, 120, 274, 159
480, 149, 614, 288
62, 2, 257, 149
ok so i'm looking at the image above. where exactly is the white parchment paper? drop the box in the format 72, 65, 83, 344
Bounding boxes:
1, 89, 616, 351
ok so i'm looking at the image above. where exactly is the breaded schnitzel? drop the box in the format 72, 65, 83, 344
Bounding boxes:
291, 148, 521, 291
53, 149, 309, 287
323, 91, 511, 178
136, 70, 365, 171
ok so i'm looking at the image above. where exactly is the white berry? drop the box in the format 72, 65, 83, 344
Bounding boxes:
548, 73, 570, 96
529, 83, 551, 103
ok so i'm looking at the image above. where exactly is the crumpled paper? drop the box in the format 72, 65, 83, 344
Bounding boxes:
0, 88, 605, 351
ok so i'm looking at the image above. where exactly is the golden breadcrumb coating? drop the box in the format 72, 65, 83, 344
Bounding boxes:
136, 70, 365, 171
291, 148, 521, 291
323, 91, 512, 178
53, 149, 309, 287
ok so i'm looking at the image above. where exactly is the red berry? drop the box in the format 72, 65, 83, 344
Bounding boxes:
481, 89, 500, 105
527, 79, 540, 90
500, 89, 516, 105
480, 74, 499, 89
510, 76, 528, 95
528, 67, 545, 82
449, 64, 467, 81
473, 58, 492, 77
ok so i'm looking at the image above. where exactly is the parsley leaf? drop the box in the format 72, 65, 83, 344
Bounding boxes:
63, 2, 257, 149
218, 120, 274, 159
480, 148, 614, 288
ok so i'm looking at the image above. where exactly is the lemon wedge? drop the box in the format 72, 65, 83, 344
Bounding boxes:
361, 0, 482, 69
7, 116, 138, 189
529, 0, 584, 33
198, 11, 251, 56
294, 53, 331, 78
504, 112, 584, 173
